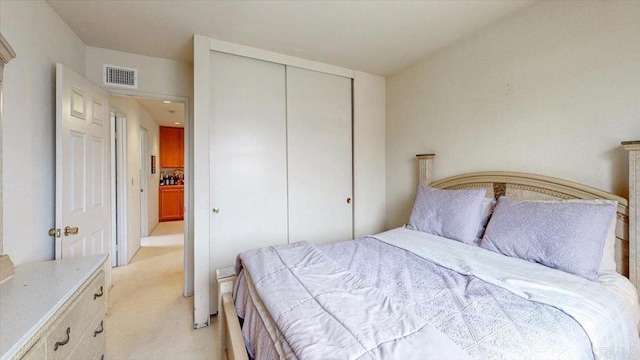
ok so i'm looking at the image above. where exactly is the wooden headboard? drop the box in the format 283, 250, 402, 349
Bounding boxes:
416, 144, 640, 290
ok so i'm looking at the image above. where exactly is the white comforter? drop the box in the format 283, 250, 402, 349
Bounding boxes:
236, 228, 640, 359
237, 240, 472, 360
372, 228, 640, 360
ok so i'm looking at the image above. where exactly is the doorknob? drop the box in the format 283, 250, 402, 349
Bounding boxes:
346, 198, 352, 204
212, 207, 220, 214
48, 228, 61, 238
64, 226, 79, 236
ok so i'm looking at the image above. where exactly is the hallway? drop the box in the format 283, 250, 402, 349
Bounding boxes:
106, 221, 220, 359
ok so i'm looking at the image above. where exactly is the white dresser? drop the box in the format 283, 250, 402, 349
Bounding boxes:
0, 254, 108, 360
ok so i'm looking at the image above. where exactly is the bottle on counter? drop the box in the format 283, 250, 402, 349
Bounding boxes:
159, 173, 165, 186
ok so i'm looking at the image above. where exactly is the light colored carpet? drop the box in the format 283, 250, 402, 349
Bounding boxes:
107, 221, 221, 359
141, 221, 185, 247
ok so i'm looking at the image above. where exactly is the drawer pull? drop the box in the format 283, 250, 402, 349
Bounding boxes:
54, 327, 71, 351
94, 321, 104, 337
94, 286, 104, 299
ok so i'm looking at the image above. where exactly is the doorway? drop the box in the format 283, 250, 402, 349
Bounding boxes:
111, 110, 128, 267
109, 94, 192, 296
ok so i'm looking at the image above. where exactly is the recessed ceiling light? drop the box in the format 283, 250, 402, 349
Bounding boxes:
162, 100, 171, 104
174, 122, 181, 125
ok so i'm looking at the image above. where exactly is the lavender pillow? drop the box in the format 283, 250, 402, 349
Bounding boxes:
407, 185, 486, 243
480, 197, 617, 281
528, 199, 618, 274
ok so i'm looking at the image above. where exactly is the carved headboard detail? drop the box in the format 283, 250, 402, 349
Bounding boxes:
493, 183, 506, 199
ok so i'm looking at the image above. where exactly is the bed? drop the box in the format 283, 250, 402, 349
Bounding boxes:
219, 145, 640, 360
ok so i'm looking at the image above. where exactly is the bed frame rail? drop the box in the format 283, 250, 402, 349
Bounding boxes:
221, 292, 248, 360
217, 267, 249, 360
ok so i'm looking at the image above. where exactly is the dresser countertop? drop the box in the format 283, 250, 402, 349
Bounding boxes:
0, 254, 108, 359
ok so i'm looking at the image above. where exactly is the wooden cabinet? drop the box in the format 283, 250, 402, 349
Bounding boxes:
0, 255, 108, 360
159, 185, 184, 221
160, 126, 184, 168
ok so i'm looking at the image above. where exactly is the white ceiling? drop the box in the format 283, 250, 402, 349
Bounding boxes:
47, 0, 535, 76
134, 97, 185, 128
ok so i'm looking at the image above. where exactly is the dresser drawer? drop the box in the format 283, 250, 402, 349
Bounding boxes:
66, 312, 106, 360
45, 271, 105, 360
1, 255, 108, 360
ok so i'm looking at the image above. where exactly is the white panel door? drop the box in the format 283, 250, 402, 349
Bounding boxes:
209, 52, 288, 312
287, 67, 353, 244
55, 64, 111, 260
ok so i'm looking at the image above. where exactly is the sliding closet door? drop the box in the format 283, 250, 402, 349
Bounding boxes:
209, 52, 288, 303
287, 66, 353, 244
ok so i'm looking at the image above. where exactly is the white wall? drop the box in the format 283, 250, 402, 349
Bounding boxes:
85, 46, 193, 99
386, 0, 640, 229
110, 96, 160, 263
354, 71, 386, 237
0, 0, 86, 265
145, 118, 160, 233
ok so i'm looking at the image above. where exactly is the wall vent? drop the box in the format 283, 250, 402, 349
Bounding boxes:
103, 64, 138, 89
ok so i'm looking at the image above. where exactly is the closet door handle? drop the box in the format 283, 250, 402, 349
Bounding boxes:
346, 198, 352, 204
54, 327, 71, 351
94, 286, 104, 299
94, 321, 104, 337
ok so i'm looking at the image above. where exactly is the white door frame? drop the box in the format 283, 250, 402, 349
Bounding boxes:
107, 88, 193, 297
111, 108, 129, 267
110, 111, 117, 267
139, 127, 149, 237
